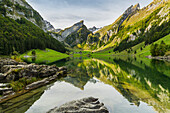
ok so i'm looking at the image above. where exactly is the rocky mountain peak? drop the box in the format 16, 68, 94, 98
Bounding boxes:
89, 26, 100, 33
133, 3, 140, 10
116, 3, 140, 33
123, 3, 140, 16
61, 20, 84, 39
73, 20, 84, 28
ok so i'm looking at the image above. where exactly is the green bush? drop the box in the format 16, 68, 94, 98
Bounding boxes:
10, 77, 38, 92
32, 50, 36, 56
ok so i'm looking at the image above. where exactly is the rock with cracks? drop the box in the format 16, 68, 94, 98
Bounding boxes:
47, 97, 109, 113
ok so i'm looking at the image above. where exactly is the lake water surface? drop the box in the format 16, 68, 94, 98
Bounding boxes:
0, 56, 170, 113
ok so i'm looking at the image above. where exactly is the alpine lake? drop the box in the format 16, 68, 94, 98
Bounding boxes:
0, 55, 169, 113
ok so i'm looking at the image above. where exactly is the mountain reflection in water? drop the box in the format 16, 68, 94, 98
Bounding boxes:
1, 57, 169, 113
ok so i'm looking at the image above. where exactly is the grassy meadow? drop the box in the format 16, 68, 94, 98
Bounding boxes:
20, 48, 69, 64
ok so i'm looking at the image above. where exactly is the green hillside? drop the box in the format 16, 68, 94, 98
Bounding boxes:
136, 34, 170, 57
21, 48, 69, 64
0, 15, 66, 55
119, 33, 170, 57
91, 34, 170, 57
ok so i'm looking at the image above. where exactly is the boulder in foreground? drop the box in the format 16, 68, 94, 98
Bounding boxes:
47, 97, 109, 113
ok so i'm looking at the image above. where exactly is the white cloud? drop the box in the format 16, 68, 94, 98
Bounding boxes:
26, 0, 153, 29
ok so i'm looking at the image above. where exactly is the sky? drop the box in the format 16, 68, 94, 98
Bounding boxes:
26, 0, 153, 29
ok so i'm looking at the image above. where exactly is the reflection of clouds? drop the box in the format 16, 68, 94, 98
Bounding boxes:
26, 0, 152, 28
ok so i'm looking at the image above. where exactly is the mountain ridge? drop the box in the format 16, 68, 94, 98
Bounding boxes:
81, 0, 170, 51
50, 20, 91, 47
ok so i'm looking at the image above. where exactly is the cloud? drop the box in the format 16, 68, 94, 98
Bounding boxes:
26, 0, 153, 29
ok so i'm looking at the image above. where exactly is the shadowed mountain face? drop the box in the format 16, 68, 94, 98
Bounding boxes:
52, 20, 92, 47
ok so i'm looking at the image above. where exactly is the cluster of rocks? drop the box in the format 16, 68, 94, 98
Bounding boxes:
48, 97, 109, 113
0, 58, 67, 98
0, 83, 12, 95
0, 58, 67, 82
25, 67, 67, 90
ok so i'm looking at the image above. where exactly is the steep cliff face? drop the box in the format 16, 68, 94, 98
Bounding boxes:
0, 0, 53, 31
44, 20, 55, 31
117, 3, 140, 33
80, 3, 140, 50
54, 20, 91, 47
92, 3, 140, 45
64, 25, 91, 47
59, 20, 84, 41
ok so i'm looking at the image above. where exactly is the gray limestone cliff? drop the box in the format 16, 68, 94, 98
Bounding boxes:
2, 0, 54, 32
44, 20, 55, 32
92, 3, 141, 46
59, 20, 84, 41
54, 20, 91, 47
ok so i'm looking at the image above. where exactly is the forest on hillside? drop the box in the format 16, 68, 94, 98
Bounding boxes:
0, 15, 66, 55
0, 0, 66, 55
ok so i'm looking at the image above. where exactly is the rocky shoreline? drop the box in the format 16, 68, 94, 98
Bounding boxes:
0, 58, 67, 103
47, 97, 109, 113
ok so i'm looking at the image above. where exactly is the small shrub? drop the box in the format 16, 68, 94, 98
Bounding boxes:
140, 47, 143, 51
134, 51, 137, 54
13, 68, 23, 73
10, 77, 38, 92
32, 50, 36, 56
31, 77, 37, 82
10, 81, 24, 92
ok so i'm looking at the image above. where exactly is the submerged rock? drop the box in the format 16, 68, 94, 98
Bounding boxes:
47, 97, 109, 113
